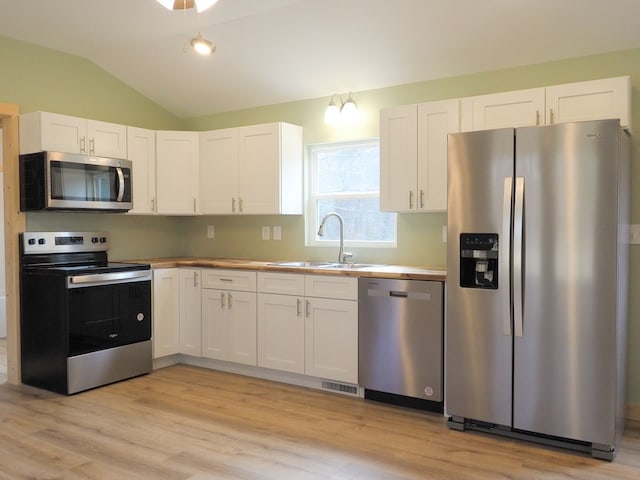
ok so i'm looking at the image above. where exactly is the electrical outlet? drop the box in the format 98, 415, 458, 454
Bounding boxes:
630, 224, 640, 244
272, 226, 281, 241
207, 225, 215, 239
262, 226, 271, 241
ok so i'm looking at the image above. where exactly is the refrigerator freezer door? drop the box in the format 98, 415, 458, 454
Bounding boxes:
446, 128, 514, 426
513, 120, 620, 445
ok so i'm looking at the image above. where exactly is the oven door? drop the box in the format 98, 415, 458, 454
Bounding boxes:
66, 270, 151, 356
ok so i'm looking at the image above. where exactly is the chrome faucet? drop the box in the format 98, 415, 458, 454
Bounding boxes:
317, 212, 352, 264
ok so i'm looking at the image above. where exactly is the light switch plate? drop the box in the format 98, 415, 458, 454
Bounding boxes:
262, 226, 270, 241
272, 226, 281, 241
207, 225, 215, 239
630, 224, 640, 244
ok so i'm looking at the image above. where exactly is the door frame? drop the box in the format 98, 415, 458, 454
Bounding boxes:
1, 102, 25, 384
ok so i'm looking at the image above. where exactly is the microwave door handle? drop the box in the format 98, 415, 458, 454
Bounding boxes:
116, 167, 125, 202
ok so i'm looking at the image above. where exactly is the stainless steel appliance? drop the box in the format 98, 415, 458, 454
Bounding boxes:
359, 278, 443, 411
446, 119, 630, 460
20, 231, 152, 394
19, 151, 133, 212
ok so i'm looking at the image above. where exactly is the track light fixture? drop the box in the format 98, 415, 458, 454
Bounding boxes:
324, 92, 359, 124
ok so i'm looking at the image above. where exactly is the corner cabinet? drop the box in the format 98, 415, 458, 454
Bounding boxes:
179, 269, 202, 357
156, 130, 199, 215
380, 99, 459, 212
19, 111, 127, 158
127, 126, 156, 214
199, 122, 303, 215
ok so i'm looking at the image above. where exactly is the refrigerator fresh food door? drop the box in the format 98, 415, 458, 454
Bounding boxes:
446, 128, 514, 426
513, 120, 620, 445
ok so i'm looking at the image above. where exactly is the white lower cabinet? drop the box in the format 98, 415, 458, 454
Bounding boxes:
201, 269, 257, 366
257, 272, 358, 383
179, 269, 202, 357
152, 269, 180, 358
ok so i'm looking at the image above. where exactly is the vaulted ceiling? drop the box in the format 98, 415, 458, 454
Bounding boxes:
1, 0, 639, 118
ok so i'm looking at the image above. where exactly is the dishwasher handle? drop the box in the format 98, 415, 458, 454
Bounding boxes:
389, 291, 408, 298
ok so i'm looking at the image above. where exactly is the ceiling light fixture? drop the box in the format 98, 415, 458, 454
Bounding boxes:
191, 32, 215, 55
155, 0, 219, 13
324, 92, 359, 125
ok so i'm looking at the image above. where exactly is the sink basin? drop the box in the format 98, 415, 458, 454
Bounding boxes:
269, 261, 341, 268
270, 261, 384, 270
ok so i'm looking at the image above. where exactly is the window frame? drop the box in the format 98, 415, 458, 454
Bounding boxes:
306, 138, 397, 248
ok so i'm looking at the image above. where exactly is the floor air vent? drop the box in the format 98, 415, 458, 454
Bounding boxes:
321, 380, 358, 396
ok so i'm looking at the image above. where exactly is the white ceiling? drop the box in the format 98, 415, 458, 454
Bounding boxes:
1, 0, 639, 119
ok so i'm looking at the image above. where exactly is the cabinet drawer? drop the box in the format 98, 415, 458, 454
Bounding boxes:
305, 275, 357, 300
257, 272, 305, 295
202, 269, 257, 292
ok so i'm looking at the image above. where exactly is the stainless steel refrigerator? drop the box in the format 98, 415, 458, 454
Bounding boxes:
445, 119, 630, 460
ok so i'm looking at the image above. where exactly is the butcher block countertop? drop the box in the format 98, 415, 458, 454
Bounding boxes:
128, 257, 447, 282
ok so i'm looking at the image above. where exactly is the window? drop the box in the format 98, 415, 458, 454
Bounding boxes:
308, 139, 397, 247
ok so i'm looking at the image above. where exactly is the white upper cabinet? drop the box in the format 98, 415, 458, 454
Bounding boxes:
460, 76, 631, 132
460, 88, 545, 132
20, 111, 127, 158
156, 130, 199, 215
545, 76, 631, 130
380, 100, 459, 212
127, 126, 156, 214
199, 122, 303, 215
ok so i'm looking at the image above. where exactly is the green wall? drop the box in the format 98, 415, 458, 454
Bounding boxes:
2, 33, 640, 405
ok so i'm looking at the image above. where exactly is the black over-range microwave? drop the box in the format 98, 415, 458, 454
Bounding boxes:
19, 151, 133, 212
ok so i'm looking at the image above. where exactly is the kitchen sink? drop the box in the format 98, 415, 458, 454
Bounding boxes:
270, 261, 384, 270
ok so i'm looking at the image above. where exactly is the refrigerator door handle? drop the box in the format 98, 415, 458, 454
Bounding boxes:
513, 177, 525, 337
501, 177, 513, 336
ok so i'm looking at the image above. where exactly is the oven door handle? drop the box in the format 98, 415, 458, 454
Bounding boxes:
67, 270, 152, 289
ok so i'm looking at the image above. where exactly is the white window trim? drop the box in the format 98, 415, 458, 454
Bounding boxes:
306, 139, 397, 248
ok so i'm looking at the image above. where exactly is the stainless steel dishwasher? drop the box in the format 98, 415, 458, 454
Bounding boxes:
359, 277, 443, 411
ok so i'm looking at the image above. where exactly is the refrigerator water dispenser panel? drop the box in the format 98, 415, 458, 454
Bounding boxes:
460, 233, 498, 289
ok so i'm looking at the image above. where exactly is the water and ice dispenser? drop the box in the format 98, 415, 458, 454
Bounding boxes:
459, 233, 499, 289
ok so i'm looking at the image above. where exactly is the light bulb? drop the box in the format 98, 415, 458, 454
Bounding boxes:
324, 97, 340, 124
340, 93, 358, 123
191, 33, 215, 55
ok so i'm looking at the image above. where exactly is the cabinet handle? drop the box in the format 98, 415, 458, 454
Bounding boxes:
305, 299, 310, 318
151, 197, 155, 212
419, 190, 424, 209
549, 108, 554, 124
409, 190, 414, 209
239, 197, 243, 213
80, 136, 86, 153
296, 298, 301, 316
89, 137, 95, 154
220, 278, 233, 283
228, 293, 233, 309
221, 292, 225, 309
232, 197, 236, 213
535, 110, 540, 126
193, 272, 199, 288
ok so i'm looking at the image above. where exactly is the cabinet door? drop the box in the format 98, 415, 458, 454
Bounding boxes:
545, 76, 631, 130
238, 123, 280, 214
156, 131, 199, 214
87, 120, 127, 158
152, 269, 180, 358
305, 298, 358, 384
257, 293, 305, 374
380, 105, 418, 212
461, 88, 544, 131
127, 126, 156, 214
179, 269, 202, 356
38, 112, 87, 154
200, 128, 239, 214
417, 100, 459, 212
202, 289, 229, 361
227, 291, 257, 366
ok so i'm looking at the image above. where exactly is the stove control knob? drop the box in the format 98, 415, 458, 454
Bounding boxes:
100, 237, 107, 243
38, 238, 45, 245
91, 237, 98, 243
28, 238, 36, 245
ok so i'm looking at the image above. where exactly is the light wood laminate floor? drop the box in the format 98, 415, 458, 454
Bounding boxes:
0, 364, 638, 479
